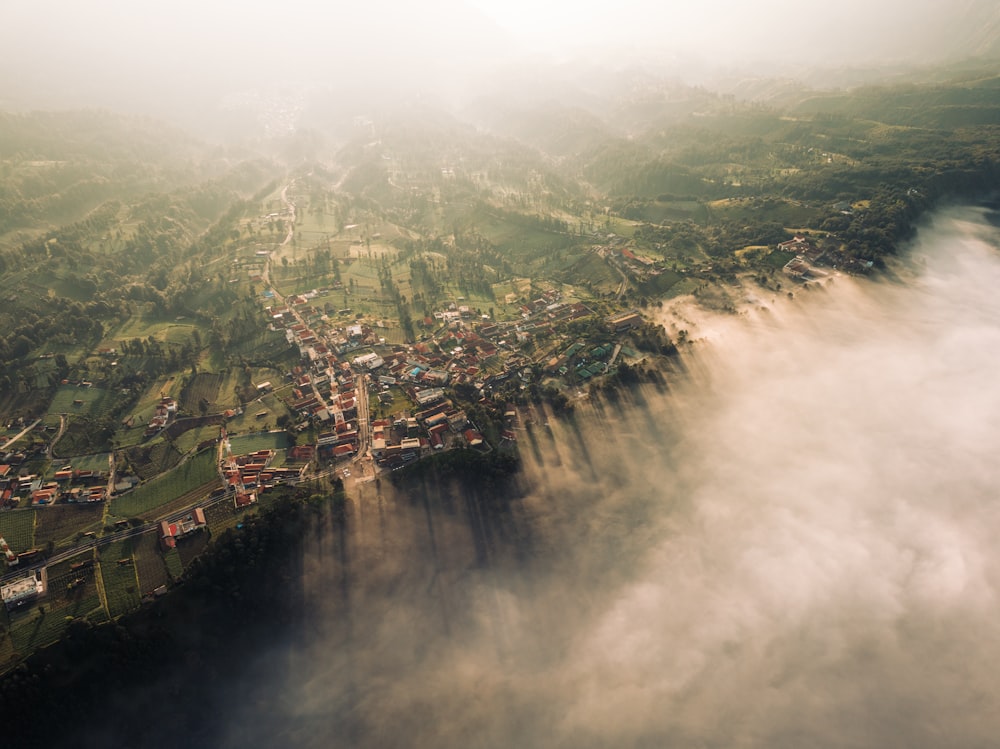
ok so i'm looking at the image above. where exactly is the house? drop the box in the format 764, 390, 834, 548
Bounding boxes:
783, 257, 810, 278
287, 445, 315, 463
32, 488, 58, 505
447, 411, 469, 431
159, 508, 207, 549
414, 388, 445, 406
777, 235, 815, 253
0, 537, 17, 565
607, 311, 643, 333
234, 490, 257, 510
332, 444, 355, 459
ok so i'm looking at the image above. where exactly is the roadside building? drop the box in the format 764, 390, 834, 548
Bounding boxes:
159, 508, 207, 550
2, 571, 44, 610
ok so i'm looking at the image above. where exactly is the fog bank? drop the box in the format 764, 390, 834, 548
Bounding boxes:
225, 206, 1000, 748
3, 1, 998, 133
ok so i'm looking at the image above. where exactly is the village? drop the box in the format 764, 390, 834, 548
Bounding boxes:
0, 214, 835, 642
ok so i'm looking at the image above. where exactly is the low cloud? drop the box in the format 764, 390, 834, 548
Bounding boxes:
220, 206, 1000, 748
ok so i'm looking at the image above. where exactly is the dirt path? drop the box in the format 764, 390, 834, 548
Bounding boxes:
3, 418, 42, 450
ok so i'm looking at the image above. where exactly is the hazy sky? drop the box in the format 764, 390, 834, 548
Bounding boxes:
0, 0, 988, 117
471, 0, 945, 59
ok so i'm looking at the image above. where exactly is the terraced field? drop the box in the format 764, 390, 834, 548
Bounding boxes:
97, 539, 141, 618
8, 552, 104, 656
34, 504, 103, 549
179, 372, 224, 412
110, 450, 218, 519
138, 480, 219, 521
125, 440, 183, 481
0, 510, 35, 553
47, 385, 117, 419
132, 532, 170, 593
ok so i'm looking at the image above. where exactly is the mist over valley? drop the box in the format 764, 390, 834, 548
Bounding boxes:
210, 207, 1000, 748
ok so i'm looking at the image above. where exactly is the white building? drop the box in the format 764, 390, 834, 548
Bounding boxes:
2, 571, 43, 610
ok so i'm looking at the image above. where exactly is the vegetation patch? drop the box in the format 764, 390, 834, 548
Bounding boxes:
228, 430, 290, 455
142, 479, 220, 521
173, 424, 220, 454
68, 452, 112, 474
8, 591, 102, 655
175, 530, 210, 569
34, 504, 103, 550
47, 385, 115, 418
0, 510, 35, 554
124, 440, 183, 481
179, 372, 224, 412
132, 532, 170, 594
98, 539, 141, 618
54, 415, 115, 455
224, 395, 292, 433
111, 449, 217, 519
204, 498, 240, 535
763, 249, 799, 270
163, 547, 183, 578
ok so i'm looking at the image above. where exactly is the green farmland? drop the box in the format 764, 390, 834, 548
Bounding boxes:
110, 450, 218, 519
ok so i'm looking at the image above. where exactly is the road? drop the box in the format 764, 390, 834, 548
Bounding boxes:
2, 418, 41, 451
104, 451, 116, 506
260, 182, 344, 423
347, 372, 377, 485
354, 372, 371, 460
261, 181, 296, 304
48, 414, 68, 458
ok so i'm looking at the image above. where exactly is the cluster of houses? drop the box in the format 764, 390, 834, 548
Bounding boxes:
270, 289, 596, 405
370, 386, 491, 469
544, 339, 621, 380
144, 397, 178, 437
0, 462, 108, 508
221, 445, 307, 510
613, 245, 665, 283
287, 362, 359, 426
51, 464, 108, 503
261, 275, 653, 473
0, 429, 33, 497
779, 235, 831, 280
597, 240, 668, 285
